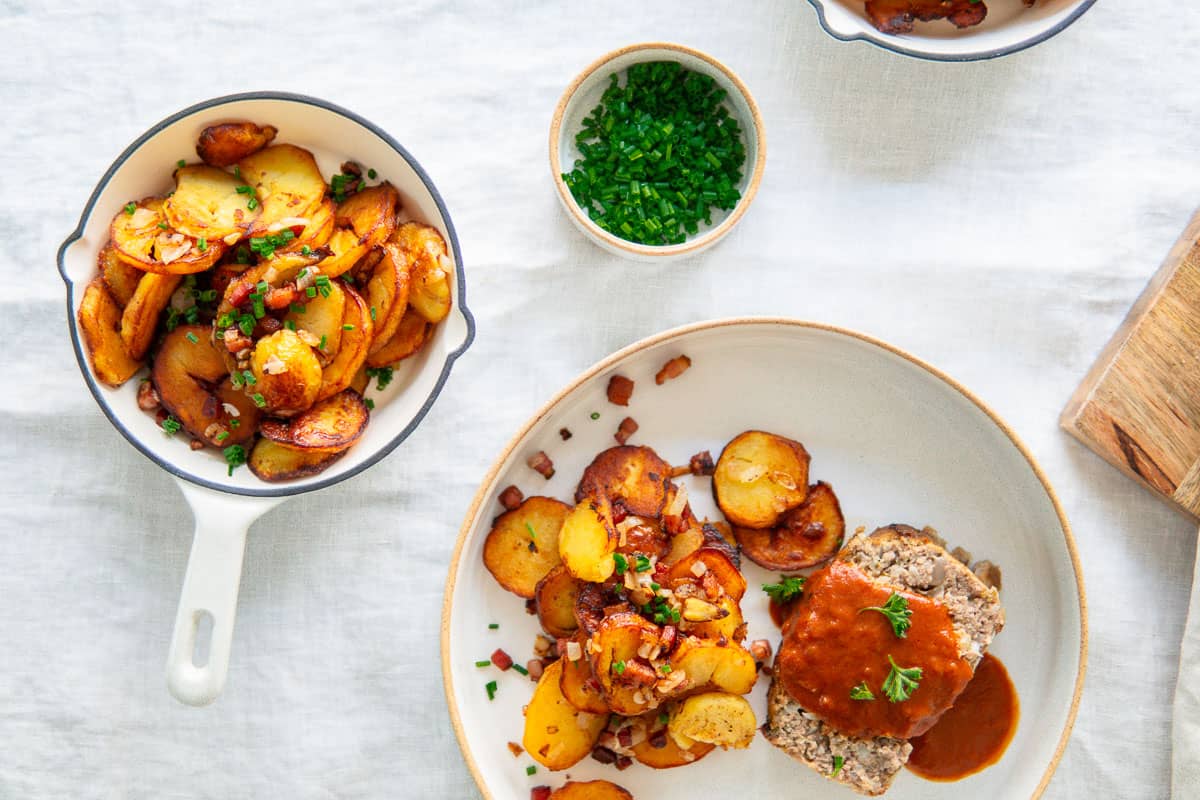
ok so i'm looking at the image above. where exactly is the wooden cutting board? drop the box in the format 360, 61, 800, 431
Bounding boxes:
1062, 211, 1200, 520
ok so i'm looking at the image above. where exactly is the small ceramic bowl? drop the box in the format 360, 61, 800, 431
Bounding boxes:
807, 0, 1096, 61
549, 42, 766, 262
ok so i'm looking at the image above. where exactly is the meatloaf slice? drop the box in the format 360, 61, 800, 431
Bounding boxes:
761, 524, 1004, 796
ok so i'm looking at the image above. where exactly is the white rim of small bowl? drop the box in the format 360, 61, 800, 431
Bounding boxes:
549, 42, 767, 259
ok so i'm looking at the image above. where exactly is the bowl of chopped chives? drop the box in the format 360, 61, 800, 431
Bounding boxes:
550, 43, 766, 261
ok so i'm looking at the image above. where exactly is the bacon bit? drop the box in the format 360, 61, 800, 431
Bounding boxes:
732, 622, 749, 643
762, 664, 774, 677
606, 375, 634, 406
660, 625, 677, 652
538, 744, 550, 758
507, 742, 523, 757
559, 427, 572, 441
655, 355, 692, 385
136, 380, 160, 411
701, 572, 721, 599
189, 438, 205, 451
526, 659, 544, 681
155, 408, 170, 425
591, 746, 618, 765
527, 451, 555, 480
227, 281, 252, 309
649, 729, 669, 749
256, 316, 283, 337
531, 788, 551, 800
264, 284, 300, 310
749, 639, 773, 667
223, 328, 252, 353
689, 450, 715, 476
614, 416, 638, 445
617, 727, 634, 749
616, 661, 658, 687
611, 501, 629, 525
491, 648, 514, 671
498, 485, 524, 511
615, 756, 633, 771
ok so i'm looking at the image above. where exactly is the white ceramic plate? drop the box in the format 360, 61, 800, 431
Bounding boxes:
443, 318, 1085, 799
807, 0, 1096, 61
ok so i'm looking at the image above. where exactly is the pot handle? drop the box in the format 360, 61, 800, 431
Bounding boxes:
166, 481, 282, 706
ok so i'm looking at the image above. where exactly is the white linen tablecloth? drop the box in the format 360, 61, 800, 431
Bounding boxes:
2, 1, 1198, 797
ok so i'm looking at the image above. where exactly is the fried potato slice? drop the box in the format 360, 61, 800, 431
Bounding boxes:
667, 637, 758, 697
261, 389, 369, 453
152, 324, 259, 445
238, 144, 326, 238
483, 496, 572, 598
196, 121, 278, 167
576, 445, 672, 518
680, 594, 743, 643
164, 165, 260, 240
316, 284, 373, 402
523, 659, 608, 771
391, 221, 451, 323
665, 547, 746, 601
250, 329, 323, 417
558, 496, 618, 583
663, 527, 704, 566
735, 481, 845, 570
366, 308, 428, 369
120, 272, 182, 360
590, 612, 664, 715
536, 565, 582, 639
668, 693, 756, 750
77, 279, 142, 387
285, 278, 345, 357
547, 781, 633, 800
865, 0, 987, 34
313, 227, 366, 278
365, 242, 412, 356
335, 183, 399, 252
631, 716, 715, 768
98, 244, 143, 307
280, 197, 335, 253
247, 437, 344, 482
110, 197, 223, 275
712, 430, 810, 529
559, 640, 611, 714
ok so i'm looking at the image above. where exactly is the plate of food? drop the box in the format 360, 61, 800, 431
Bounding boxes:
806, 0, 1096, 61
442, 318, 1085, 798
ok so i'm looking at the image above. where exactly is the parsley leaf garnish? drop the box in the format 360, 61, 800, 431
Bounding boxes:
831, 755, 845, 778
762, 575, 805, 604
881, 655, 922, 703
860, 593, 912, 638
850, 682, 875, 701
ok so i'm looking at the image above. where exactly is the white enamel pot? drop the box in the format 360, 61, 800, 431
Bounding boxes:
59, 92, 474, 706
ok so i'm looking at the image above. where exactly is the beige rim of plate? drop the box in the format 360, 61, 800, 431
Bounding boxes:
440, 316, 1087, 799
548, 42, 768, 259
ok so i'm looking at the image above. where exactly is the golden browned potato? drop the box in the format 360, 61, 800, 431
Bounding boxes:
164, 165, 260, 241
576, 445, 671, 518
247, 437, 345, 482
589, 611, 664, 715
152, 324, 259, 446
364, 242, 411, 356
237, 144, 326, 238
678, 594, 743, 643
547, 781, 633, 800
316, 285, 373, 402
98, 244, 143, 307
535, 565, 581, 639
483, 496, 572, 598
280, 197, 335, 254
250, 329, 323, 417
366, 308, 428, 369
523, 659, 608, 771
734, 481, 845, 570
668, 693, 756, 749
77, 279, 142, 387
558, 496, 618, 583
335, 183, 399, 252
285, 279, 346, 357
559, 643, 610, 714
712, 430, 810, 528
631, 712, 716, 768
667, 637, 758, 696
261, 389, 368, 453
196, 121, 278, 167
110, 197, 223, 275
391, 221, 452, 324
120, 272, 181, 360
662, 526, 705, 566
665, 547, 746, 601
312, 227, 365, 278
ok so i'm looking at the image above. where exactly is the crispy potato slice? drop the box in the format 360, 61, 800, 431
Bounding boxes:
574, 582, 611, 638
560, 642, 610, 714
250, 329, 323, 417
264, 389, 369, 453
667, 637, 758, 697
523, 659, 608, 771
196, 121, 277, 167
316, 284, 373, 402
77, 279, 142, 386
558, 496, 618, 583
483, 496, 571, 598
366, 308, 428, 369
680, 594, 743, 643
391, 222, 452, 323
280, 197, 335, 253
590, 612, 664, 715
98, 244, 143, 307
548, 781, 633, 800
631, 717, 715, 768
119, 272, 181, 360
238, 145, 326, 238
285, 278, 345, 357
152, 324, 258, 445
248, 437, 344, 482
713, 430, 811, 529
735, 481, 846, 570
665, 548, 746, 601
668, 693, 756, 749
164, 165, 260, 240
335, 183, 399, 252
365, 242, 412, 355
313, 227, 366, 278
576, 445, 672, 518
662, 527, 704, 566
110, 197, 223, 275
535, 565, 582, 639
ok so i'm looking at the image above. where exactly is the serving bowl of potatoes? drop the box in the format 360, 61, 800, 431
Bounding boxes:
60, 92, 473, 705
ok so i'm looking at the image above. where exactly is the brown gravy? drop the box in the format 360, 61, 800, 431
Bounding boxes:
907, 654, 1020, 781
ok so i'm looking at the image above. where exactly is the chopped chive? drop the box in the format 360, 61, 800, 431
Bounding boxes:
251, 393, 266, 408
511, 663, 529, 676
525, 765, 536, 776
488, 623, 499, 630
289, 303, 305, 314
364, 397, 375, 411
475, 660, 491, 668
306, 286, 317, 298
124, 202, 136, 216
176, 159, 186, 168
215, 430, 229, 443
185, 332, 199, 344
370, 306, 377, 321
485, 680, 498, 700
319, 334, 327, 351
301, 245, 312, 256
590, 412, 600, 420
157, 221, 168, 230
367, 168, 377, 179
342, 323, 355, 331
